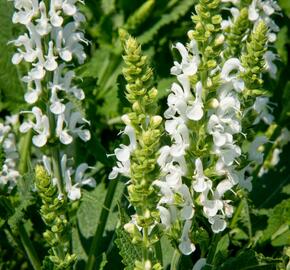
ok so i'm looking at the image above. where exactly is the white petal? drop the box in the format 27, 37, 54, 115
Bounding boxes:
24, 91, 39, 104
186, 103, 203, 121
181, 205, 194, 220
77, 129, 91, 141
179, 239, 196, 255
32, 134, 47, 147
157, 206, 171, 228
68, 185, 81, 200
19, 122, 32, 133
12, 53, 23, 64
115, 146, 130, 162
50, 101, 66, 115
60, 131, 73, 145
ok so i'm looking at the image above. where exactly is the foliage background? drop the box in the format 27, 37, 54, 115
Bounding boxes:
0, 0, 290, 269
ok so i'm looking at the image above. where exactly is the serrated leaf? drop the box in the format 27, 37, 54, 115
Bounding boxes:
115, 226, 142, 270
7, 173, 35, 233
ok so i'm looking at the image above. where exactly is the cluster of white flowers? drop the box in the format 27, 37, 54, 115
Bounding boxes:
43, 154, 96, 200
11, 0, 90, 148
10, 0, 94, 200
156, 8, 280, 254
156, 41, 203, 255
108, 119, 136, 180
0, 115, 20, 189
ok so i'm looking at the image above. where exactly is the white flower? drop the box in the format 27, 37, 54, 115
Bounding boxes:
44, 41, 58, 71
264, 51, 277, 79
157, 205, 174, 229
178, 220, 195, 255
192, 158, 209, 192
209, 215, 227, 233
178, 184, 194, 220
75, 163, 96, 187
186, 82, 204, 121
109, 125, 136, 179
253, 97, 274, 125
171, 40, 200, 76
12, 0, 39, 25
35, 1, 51, 36
221, 58, 245, 92
248, 136, 268, 164
20, 107, 50, 147
214, 142, 241, 166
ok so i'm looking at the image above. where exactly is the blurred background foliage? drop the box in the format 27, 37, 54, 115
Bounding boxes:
0, 0, 290, 269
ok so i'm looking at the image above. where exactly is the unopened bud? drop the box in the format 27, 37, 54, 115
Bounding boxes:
150, 115, 162, 128
209, 98, 219, 109
148, 87, 158, 100
145, 260, 152, 270
132, 101, 142, 113
121, 114, 131, 125
187, 30, 194, 40
214, 34, 225, 46
124, 223, 135, 234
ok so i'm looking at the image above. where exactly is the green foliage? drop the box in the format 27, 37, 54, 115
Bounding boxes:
0, 0, 290, 269
260, 199, 290, 247
220, 250, 281, 270
8, 173, 35, 233
0, 0, 24, 111
0, 143, 5, 171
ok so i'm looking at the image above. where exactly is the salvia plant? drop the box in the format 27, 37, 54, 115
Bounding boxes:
0, 0, 290, 269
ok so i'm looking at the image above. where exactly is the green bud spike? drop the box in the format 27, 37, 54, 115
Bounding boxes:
35, 165, 76, 270
241, 20, 268, 88
224, 8, 251, 59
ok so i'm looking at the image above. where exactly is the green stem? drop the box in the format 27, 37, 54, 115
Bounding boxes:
142, 227, 149, 262
155, 238, 163, 266
18, 224, 42, 270
229, 199, 244, 229
205, 233, 221, 268
170, 250, 181, 270
85, 179, 118, 270
18, 130, 32, 175
50, 145, 64, 194
17, 130, 41, 270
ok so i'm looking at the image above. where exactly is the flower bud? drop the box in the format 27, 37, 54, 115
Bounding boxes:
124, 223, 135, 234
121, 114, 131, 126
150, 115, 162, 128
214, 34, 225, 46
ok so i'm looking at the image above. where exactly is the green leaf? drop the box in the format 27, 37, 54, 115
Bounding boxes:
0, 0, 25, 110
7, 173, 35, 233
260, 199, 290, 247
220, 250, 280, 270
137, 0, 195, 45
115, 226, 142, 270
275, 26, 289, 63
279, 0, 290, 18
212, 234, 230, 266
